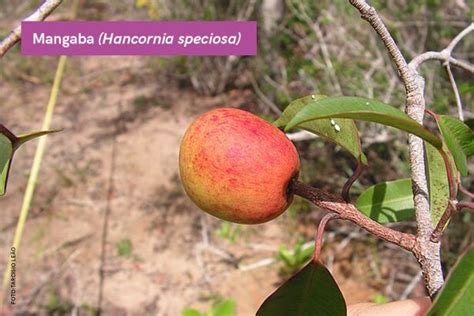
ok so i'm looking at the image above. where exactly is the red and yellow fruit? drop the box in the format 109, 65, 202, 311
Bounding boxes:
179, 108, 300, 224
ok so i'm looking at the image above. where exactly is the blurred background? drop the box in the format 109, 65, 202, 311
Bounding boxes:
0, 0, 472, 315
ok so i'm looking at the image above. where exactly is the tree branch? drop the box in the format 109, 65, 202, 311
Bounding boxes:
410, 23, 474, 122
291, 180, 418, 253
0, 0, 64, 58
415, 24, 474, 241
445, 23, 474, 53
444, 63, 464, 121
409, 52, 474, 73
348, 0, 444, 297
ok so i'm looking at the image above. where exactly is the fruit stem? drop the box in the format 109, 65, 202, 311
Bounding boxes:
291, 180, 419, 254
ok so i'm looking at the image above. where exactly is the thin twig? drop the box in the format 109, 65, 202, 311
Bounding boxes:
409, 22, 474, 71
313, 213, 339, 262
444, 62, 464, 121
0, 0, 64, 57
445, 23, 474, 53
250, 75, 282, 115
400, 270, 423, 300
14, 250, 81, 312
341, 161, 364, 202
459, 184, 474, 199
431, 200, 474, 242
431, 201, 457, 243
457, 201, 474, 211
410, 52, 474, 73
409, 23, 474, 71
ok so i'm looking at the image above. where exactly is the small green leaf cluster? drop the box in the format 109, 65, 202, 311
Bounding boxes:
182, 298, 236, 316
215, 222, 241, 244
276, 238, 314, 275
116, 239, 133, 258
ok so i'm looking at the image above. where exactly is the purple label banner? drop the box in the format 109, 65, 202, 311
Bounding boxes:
21, 21, 257, 56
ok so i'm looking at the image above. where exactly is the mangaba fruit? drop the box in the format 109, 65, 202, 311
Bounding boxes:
179, 108, 300, 224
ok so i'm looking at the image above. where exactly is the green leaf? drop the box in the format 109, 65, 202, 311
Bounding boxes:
426, 143, 456, 226
285, 96, 442, 149
275, 95, 367, 165
212, 300, 236, 316
0, 133, 14, 196
464, 118, 474, 130
437, 115, 473, 176
257, 261, 346, 316
427, 247, 474, 316
355, 179, 415, 224
0, 127, 61, 197
181, 308, 202, 316
15, 129, 62, 148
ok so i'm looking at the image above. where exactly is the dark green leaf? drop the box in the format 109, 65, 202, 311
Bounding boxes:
437, 115, 473, 176
0, 133, 13, 196
355, 179, 415, 224
257, 260, 346, 316
213, 300, 236, 316
426, 143, 456, 226
427, 247, 474, 316
285, 96, 442, 149
15, 129, 62, 148
464, 118, 474, 130
275, 95, 367, 165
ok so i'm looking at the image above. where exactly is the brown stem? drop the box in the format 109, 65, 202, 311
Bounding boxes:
431, 201, 474, 242
342, 161, 364, 202
0, 124, 18, 145
459, 184, 474, 199
430, 201, 456, 243
313, 213, 339, 262
457, 201, 474, 211
291, 180, 418, 253
439, 150, 457, 200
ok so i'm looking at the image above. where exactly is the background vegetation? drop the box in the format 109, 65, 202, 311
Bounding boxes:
0, 0, 472, 315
